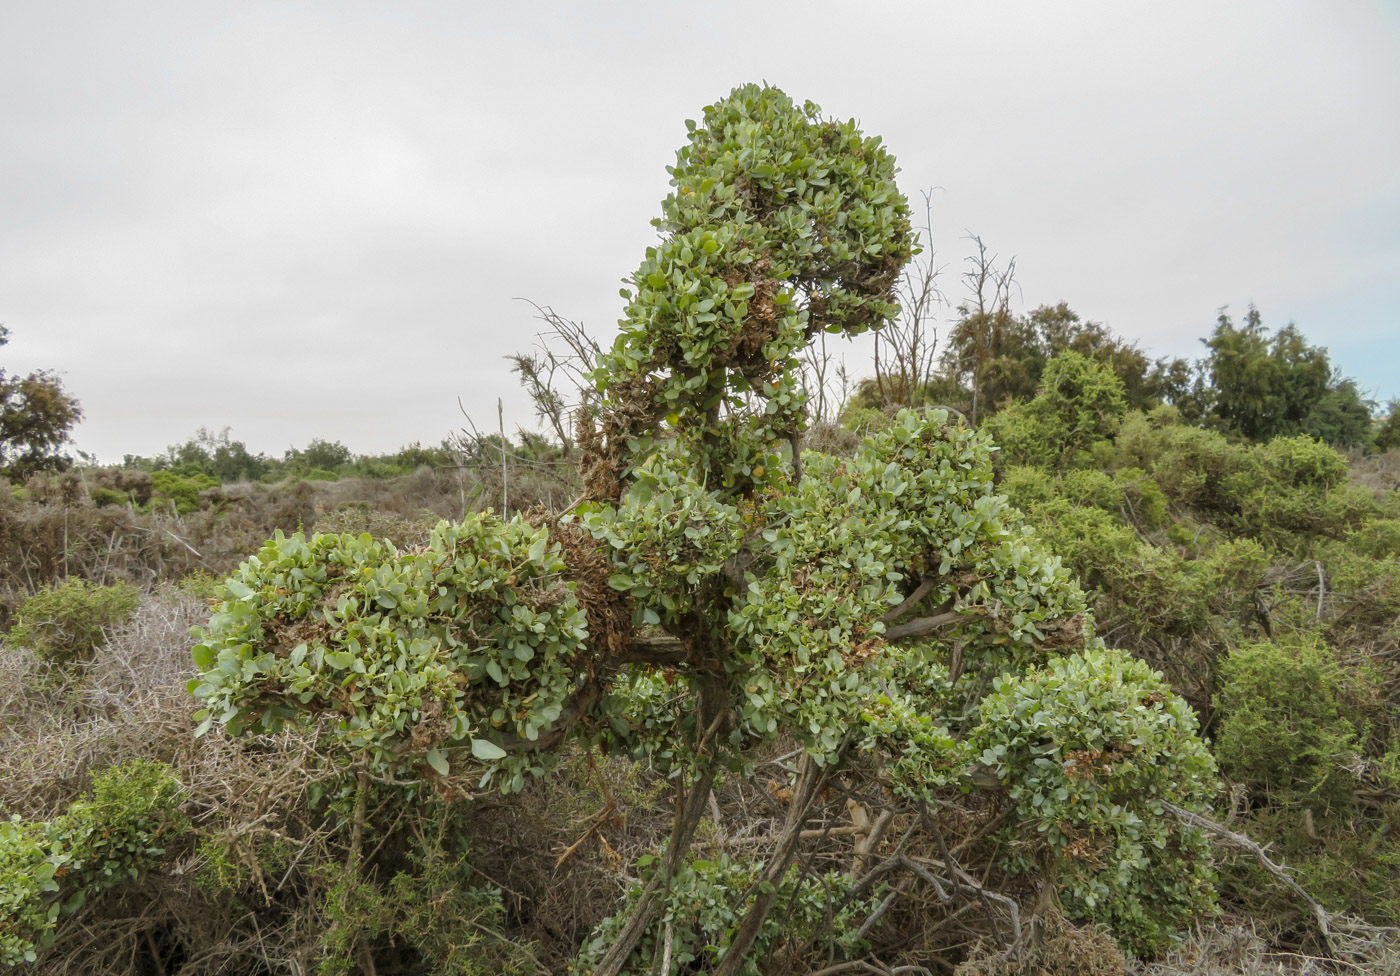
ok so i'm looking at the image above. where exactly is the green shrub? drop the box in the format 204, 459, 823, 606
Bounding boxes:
1254, 434, 1347, 489
313, 843, 534, 976
190, 517, 590, 792
970, 648, 1218, 955
0, 760, 185, 965
986, 352, 1129, 469
575, 855, 876, 975
1214, 638, 1390, 810
1115, 417, 1249, 519
1213, 638, 1400, 927
6, 578, 139, 664
149, 469, 219, 514
87, 486, 127, 508
838, 404, 893, 434
1232, 438, 1377, 546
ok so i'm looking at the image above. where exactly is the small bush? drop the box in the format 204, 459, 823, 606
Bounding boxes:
969, 648, 1219, 956
87, 486, 127, 508
0, 759, 185, 965
987, 352, 1129, 469
1214, 638, 1391, 811
149, 469, 219, 514
575, 855, 876, 975
6, 578, 139, 665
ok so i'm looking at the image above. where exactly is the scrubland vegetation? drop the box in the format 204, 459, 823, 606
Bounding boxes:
2, 85, 1398, 975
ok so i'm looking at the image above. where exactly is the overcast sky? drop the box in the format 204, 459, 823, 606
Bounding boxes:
3, 0, 1397, 463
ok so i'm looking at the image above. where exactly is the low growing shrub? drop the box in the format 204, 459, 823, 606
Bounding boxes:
969, 648, 1219, 956
5, 577, 139, 665
0, 759, 186, 965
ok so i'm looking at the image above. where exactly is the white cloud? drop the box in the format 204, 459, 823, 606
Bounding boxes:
2, 0, 1396, 460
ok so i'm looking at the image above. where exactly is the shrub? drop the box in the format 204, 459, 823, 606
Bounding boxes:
87, 486, 127, 508
0, 759, 185, 965
190, 517, 589, 791
1213, 638, 1391, 811
986, 352, 1129, 469
969, 648, 1218, 955
575, 855, 876, 975
6, 577, 139, 665
1114, 417, 1249, 519
149, 469, 219, 514
1213, 637, 1400, 928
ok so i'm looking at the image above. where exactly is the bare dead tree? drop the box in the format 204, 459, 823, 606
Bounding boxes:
957, 235, 1019, 425
505, 300, 604, 456
872, 189, 948, 408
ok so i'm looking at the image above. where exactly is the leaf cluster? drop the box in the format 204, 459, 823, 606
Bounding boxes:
0, 760, 185, 965
190, 515, 588, 792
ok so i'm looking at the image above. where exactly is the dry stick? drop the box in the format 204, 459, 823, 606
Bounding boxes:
1315, 559, 1326, 623
923, 804, 1014, 952
498, 397, 509, 514
881, 612, 962, 642
804, 962, 889, 976
725, 823, 870, 845
658, 918, 676, 976
712, 753, 826, 976
880, 579, 938, 624
855, 877, 909, 941
853, 807, 895, 879
1162, 801, 1340, 955
902, 856, 1022, 947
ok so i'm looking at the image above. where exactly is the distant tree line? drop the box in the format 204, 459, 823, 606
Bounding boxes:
848, 259, 1394, 452
117, 427, 458, 484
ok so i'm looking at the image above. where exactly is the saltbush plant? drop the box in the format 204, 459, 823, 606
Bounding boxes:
190, 85, 1226, 972
969, 648, 1218, 955
190, 517, 590, 791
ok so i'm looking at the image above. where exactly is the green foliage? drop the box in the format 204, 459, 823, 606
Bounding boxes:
582, 408, 1091, 767
575, 855, 876, 975
187, 85, 1228, 968
6, 577, 139, 664
1114, 411, 1249, 517
1214, 638, 1392, 811
87, 486, 127, 508
1233, 435, 1371, 546
970, 649, 1218, 955
1200, 306, 1371, 447
314, 842, 535, 976
149, 469, 219, 514
190, 515, 589, 792
1376, 400, 1400, 451
934, 300, 1187, 421
587, 83, 915, 494
1300, 378, 1375, 449
285, 438, 354, 475
0, 326, 83, 479
139, 426, 274, 483
1213, 638, 1400, 926
985, 352, 1129, 469
0, 760, 185, 965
